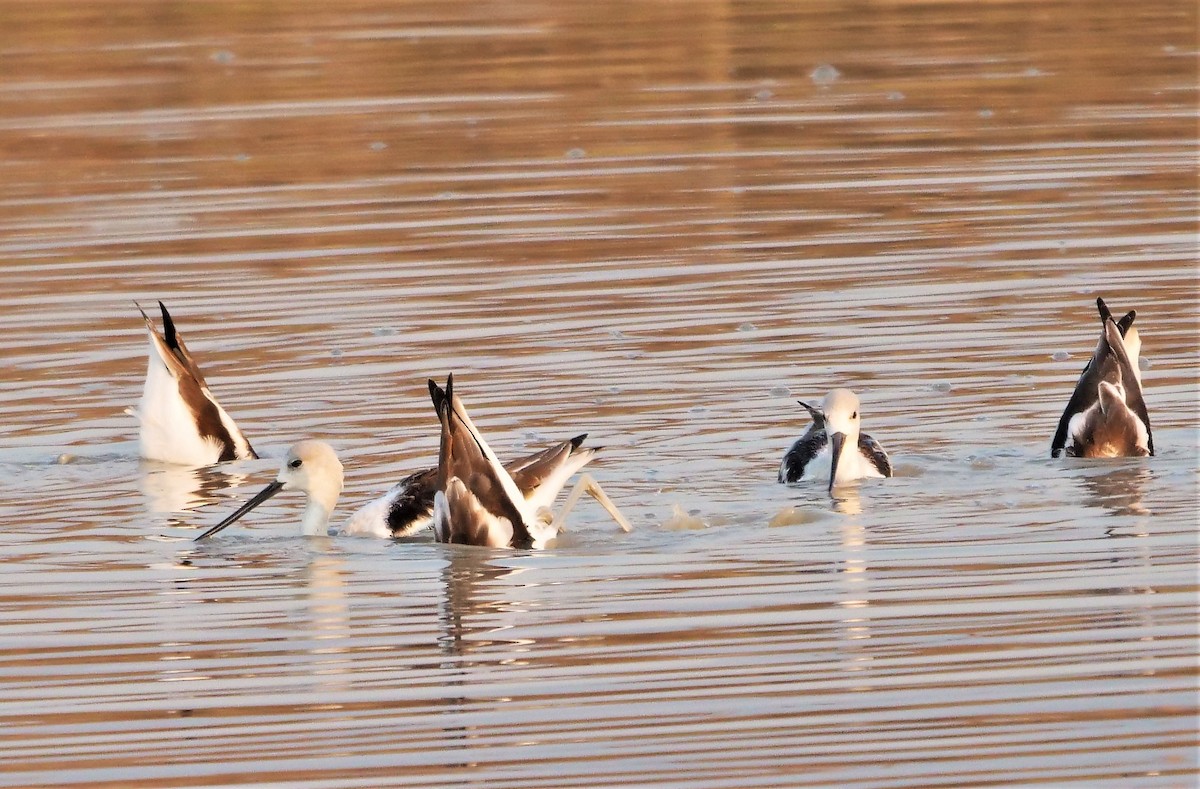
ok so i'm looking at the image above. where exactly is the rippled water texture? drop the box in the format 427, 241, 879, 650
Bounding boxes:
1, 1, 1197, 786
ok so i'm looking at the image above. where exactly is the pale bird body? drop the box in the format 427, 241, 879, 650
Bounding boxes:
131, 301, 256, 466
779, 388, 892, 491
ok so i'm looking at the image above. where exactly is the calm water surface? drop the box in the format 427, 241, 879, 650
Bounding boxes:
0, 1, 1197, 786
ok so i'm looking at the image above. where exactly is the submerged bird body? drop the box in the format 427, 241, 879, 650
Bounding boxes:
196, 440, 343, 540
132, 301, 256, 466
431, 376, 556, 548
429, 375, 630, 549
779, 389, 892, 490
1052, 298, 1152, 459
340, 435, 597, 538
1069, 381, 1150, 458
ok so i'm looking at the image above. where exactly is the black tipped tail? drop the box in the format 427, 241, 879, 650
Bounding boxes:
158, 301, 179, 350
428, 377, 447, 416
429, 374, 456, 418
568, 433, 588, 450
1097, 297, 1136, 336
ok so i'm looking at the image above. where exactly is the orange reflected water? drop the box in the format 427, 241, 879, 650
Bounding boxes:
0, 1, 1196, 786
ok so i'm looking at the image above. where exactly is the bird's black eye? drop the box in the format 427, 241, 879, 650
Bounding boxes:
289, 458, 303, 469
851, 411, 858, 419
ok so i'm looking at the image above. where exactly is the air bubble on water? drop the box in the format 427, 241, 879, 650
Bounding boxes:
810, 64, 840, 85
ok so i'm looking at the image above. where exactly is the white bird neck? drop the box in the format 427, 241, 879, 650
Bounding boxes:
299, 493, 337, 536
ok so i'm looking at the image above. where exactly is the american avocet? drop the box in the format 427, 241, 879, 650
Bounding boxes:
429, 374, 631, 548
130, 301, 256, 466
1051, 298, 1152, 458
195, 440, 342, 540
341, 433, 604, 538
779, 388, 892, 491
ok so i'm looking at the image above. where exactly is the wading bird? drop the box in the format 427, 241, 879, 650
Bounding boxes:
1052, 298, 1152, 458
130, 301, 256, 466
779, 388, 892, 491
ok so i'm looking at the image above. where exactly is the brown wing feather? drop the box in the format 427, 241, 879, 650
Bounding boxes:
140, 301, 250, 463
432, 376, 533, 548
388, 435, 588, 535
508, 440, 576, 493
442, 478, 515, 547
156, 301, 214, 390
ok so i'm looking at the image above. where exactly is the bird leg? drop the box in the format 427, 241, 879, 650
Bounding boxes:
547, 473, 632, 534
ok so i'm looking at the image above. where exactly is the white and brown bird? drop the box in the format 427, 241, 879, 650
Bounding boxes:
429, 374, 630, 548
1051, 298, 1152, 458
130, 301, 256, 466
778, 388, 892, 491
341, 433, 604, 538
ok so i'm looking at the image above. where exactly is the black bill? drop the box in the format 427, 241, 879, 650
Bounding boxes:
195, 480, 284, 541
828, 431, 847, 492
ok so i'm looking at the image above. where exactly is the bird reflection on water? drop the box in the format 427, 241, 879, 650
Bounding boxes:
1078, 464, 1153, 520
436, 548, 530, 659
139, 462, 248, 520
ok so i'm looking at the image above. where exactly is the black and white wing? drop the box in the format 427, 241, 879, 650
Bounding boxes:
858, 432, 893, 478
779, 424, 828, 484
